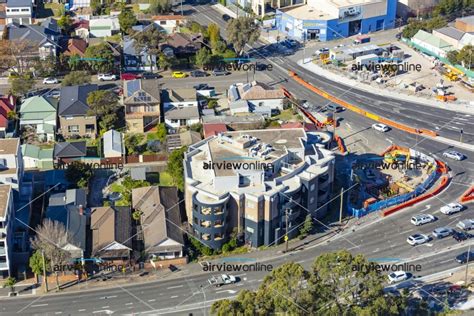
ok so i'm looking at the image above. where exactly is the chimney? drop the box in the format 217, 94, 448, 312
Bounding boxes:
78, 205, 84, 216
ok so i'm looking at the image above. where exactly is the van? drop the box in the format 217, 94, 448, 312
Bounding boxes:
456, 219, 474, 231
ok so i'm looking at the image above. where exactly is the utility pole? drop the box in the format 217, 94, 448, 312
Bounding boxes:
339, 187, 344, 224
285, 208, 289, 252
41, 250, 48, 293
465, 244, 471, 286
181, 0, 183, 16
460, 129, 463, 143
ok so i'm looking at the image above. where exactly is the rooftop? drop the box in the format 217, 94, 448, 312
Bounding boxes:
434, 26, 465, 41
413, 30, 454, 51
280, 5, 332, 20
162, 89, 197, 103
0, 138, 19, 155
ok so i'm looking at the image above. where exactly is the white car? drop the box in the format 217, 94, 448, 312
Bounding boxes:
45, 90, 60, 98
407, 233, 430, 246
388, 271, 408, 284
43, 77, 58, 84
411, 214, 436, 226
442, 150, 465, 161
440, 203, 464, 215
97, 73, 117, 81
372, 123, 390, 132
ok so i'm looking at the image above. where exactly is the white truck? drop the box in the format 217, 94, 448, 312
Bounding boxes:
457, 219, 474, 231
208, 274, 237, 287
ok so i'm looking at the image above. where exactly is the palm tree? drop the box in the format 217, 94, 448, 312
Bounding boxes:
3, 277, 16, 293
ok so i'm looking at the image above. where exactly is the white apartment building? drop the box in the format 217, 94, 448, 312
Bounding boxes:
0, 185, 14, 279
0, 138, 23, 190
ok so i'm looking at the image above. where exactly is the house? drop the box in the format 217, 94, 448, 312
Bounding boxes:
132, 186, 185, 260
0, 95, 15, 138
122, 25, 158, 72
89, 15, 119, 38
0, 138, 23, 190
123, 79, 161, 133
90, 206, 132, 261
21, 144, 54, 169
152, 15, 185, 34
68, 0, 91, 10
7, 18, 61, 59
162, 89, 199, 129
164, 106, 200, 129
48, 189, 87, 209
161, 32, 202, 57
19, 96, 57, 142
412, 30, 454, 58
103, 129, 124, 158
73, 19, 89, 40
5, 0, 32, 25
203, 123, 227, 138
229, 100, 249, 115
58, 84, 98, 138
0, 184, 13, 279
63, 38, 88, 57
54, 141, 87, 162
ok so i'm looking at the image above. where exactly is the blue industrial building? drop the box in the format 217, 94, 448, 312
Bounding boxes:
276, 0, 397, 41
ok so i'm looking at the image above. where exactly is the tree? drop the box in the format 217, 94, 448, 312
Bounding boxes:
208, 99, 218, 109
57, 14, 73, 34
299, 214, 313, 238
0, 40, 38, 74
112, 176, 150, 206
132, 210, 142, 222
29, 250, 47, 284
457, 45, 474, 69
62, 71, 91, 86
226, 17, 260, 56
2, 277, 16, 293
149, 0, 172, 15
132, 26, 165, 72
84, 43, 115, 73
124, 133, 145, 155
32, 56, 57, 77
30, 219, 72, 272
156, 123, 167, 142
118, 9, 137, 35
446, 49, 459, 65
64, 161, 93, 188
9, 76, 34, 96
211, 40, 227, 55
7, 111, 18, 120
158, 53, 177, 70
207, 23, 220, 45
91, 0, 102, 15
87, 90, 119, 133
166, 146, 187, 191
195, 48, 212, 67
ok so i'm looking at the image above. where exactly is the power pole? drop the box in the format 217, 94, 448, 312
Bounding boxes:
460, 129, 463, 143
339, 187, 344, 224
285, 208, 289, 252
41, 250, 48, 293
465, 244, 471, 286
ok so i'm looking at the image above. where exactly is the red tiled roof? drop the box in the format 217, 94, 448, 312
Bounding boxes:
73, 19, 89, 30
203, 123, 227, 138
64, 38, 87, 57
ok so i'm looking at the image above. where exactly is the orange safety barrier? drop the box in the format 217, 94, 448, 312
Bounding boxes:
334, 135, 346, 153
435, 160, 449, 174
460, 186, 474, 203
288, 71, 438, 137
379, 144, 409, 156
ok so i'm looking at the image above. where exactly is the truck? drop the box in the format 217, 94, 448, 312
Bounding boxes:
208, 274, 237, 287
457, 219, 474, 231
354, 35, 370, 45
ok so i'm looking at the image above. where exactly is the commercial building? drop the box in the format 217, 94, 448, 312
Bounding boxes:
276, 0, 397, 41
184, 128, 335, 249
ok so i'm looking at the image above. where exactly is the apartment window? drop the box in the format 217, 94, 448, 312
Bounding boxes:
160, 21, 166, 25
21, 8, 29, 12
0, 158, 6, 169
11, 9, 20, 12
85, 124, 95, 133
214, 220, 223, 227
68, 125, 79, 133
310, 184, 315, 191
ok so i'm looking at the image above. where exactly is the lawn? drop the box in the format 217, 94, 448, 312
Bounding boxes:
145, 171, 174, 186
275, 109, 297, 121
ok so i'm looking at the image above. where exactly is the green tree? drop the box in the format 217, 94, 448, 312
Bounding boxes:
84, 43, 114, 73
62, 71, 91, 86
9, 76, 34, 96
211, 40, 227, 55
91, 0, 102, 15
112, 176, 150, 206
118, 8, 137, 35
299, 214, 313, 238
226, 17, 260, 55
195, 47, 212, 67
87, 90, 119, 133
64, 161, 93, 188
166, 146, 187, 191
132, 210, 142, 222
2, 277, 16, 293
7, 111, 18, 120
124, 133, 145, 155
158, 53, 177, 70
207, 23, 220, 45
57, 14, 73, 34
207, 99, 218, 109
149, 0, 172, 14
457, 44, 474, 69
446, 49, 459, 65
155, 123, 167, 142
29, 250, 47, 284
132, 26, 165, 72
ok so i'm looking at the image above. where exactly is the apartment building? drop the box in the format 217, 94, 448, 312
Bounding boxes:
5, 0, 32, 25
0, 138, 23, 190
0, 184, 13, 279
184, 128, 335, 249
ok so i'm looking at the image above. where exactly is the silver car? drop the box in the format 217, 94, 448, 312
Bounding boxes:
432, 227, 453, 239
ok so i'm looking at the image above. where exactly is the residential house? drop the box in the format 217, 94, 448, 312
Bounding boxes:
7, 18, 61, 59
89, 15, 119, 38
58, 84, 98, 138
203, 123, 227, 138
412, 30, 454, 58
48, 189, 87, 210
152, 15, 185, 34
132, 186, 185, 260
63, 38, 88, 57
123, 25, 158, 72
54, 141, 87, 162
161, 32, 202, 57
73, 19, 89, 41
0, 95, 15, 138
5, 0, 32, 25
0, 184, 13, 278
19, 96, 57, 142
90, 206, 132, 261
21, 144, 54, 169
103, 129, 124, 158
228, 81, 286, 117
162, 89, 199, 130
0, 138, 23, 190
123, 79, 161, 133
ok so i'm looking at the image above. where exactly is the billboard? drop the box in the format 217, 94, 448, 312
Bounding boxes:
339, 6, 362, 23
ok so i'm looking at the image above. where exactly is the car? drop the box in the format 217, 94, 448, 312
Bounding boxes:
442, 150, 465, 161
208, 274, 237, 287
193, 83, 209, 90
222, 14, 232, 22
407, 233, 430, 246
388, 271, 408, 284
211, 69, 228, 76
440, 202, 464, 215
432, 227, 453, 239
326, 104, 343, 112
142, 72, 161, 79
45, 90, 60, 98
171, 71, 187, 78
121, 73, 141, 80
314, 48, 329, 56
455, 251, 474, 264
287, 39, 300, 47
456, 219, 474, 231
302, 101, 313, 109
97, 73, 117, 81
452, 230, 472, 242
190, 70, 208, 77
410, 214, 436, 226
43, 77, 58, 84
372, 123, 390, 132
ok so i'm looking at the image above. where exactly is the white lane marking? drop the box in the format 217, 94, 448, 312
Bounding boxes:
399, 229, 414, 235
296, 260, 306, 264
170, 295, 179, 298
167, 285, 184, 289
102, 306, 110, 308
32, 304, 49, 307
148, 299, 156, 302
438, 259, 453, 264
234, 273, 247, 277
55, 312, 62, 315
78, 309, 86, 312
125, 303, 133, 306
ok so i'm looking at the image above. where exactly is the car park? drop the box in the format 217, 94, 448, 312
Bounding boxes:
387, 271, 408, 284
455, 251, 474, 264
440, 203, 464, 215
142, 72, 161, 79
97, 73, 117, 81
43, 77, 58, 84
372, 123, 390, 132
171, 71, 187, 78
456, 219, 474, 231
212, 69, 229, 76
410, 214, 436, 226
442, 150, 465, 161
407, 233, 430, 246
190, 70, 208, 77
432, 227, 453, 239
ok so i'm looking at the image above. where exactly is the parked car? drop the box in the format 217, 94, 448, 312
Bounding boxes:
314, 48, 329, 56
121, 73, 141, 80
452, 230, 472, 242
208, 274, 237, 287
326, 104, 343, 112
407, 233, 430, 246
142, 72, 161, 79
456, 251, 474, 264
456, 219, 474, 231
45, 90, 60, 98
171, 71, 187, 78
222, 14, 232, 22
442, 150, 465, 161
432, 227, 453, 239
411, 214, 436, 226
388, 271, 408, 284
372, 123, 390, 132
440, 203, 464, 215
190, 70, 208, 77
212, 69, 229, 76
43, 77, 58, 84
97, 73, 117, 81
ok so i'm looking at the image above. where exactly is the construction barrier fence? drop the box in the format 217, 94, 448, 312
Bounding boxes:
460, 186, 474, 203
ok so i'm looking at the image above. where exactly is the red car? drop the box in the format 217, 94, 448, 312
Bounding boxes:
121, 73, 142, 81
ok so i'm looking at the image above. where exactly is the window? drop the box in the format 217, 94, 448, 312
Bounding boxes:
310, 197, 315, 204
214, 220, 223, 227
310, 184, 315, 191
134, 91, 151, 102
11, 9, 20, 12
160, 21, 166, 25
21, 8, 29, 12
85, 124, 95, 133
68, 125, 79, 133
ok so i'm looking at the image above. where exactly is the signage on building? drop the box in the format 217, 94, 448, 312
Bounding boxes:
303, 21, 326, 28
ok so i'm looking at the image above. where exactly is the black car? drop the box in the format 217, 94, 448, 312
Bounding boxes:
455, 251, 474, 264
453, 230, 472, 242
222, 14, 232, 22
142, 72, 161, 79
190, 70, 208, 77
194, 83, 209, 90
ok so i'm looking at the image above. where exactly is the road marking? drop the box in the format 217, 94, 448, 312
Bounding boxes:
167, 285, 184, 289
439, 259, 453, 264
32, 304, 48, 307
170, 295, 179, 298
102, 306, 110, 308
100, 295, 117, 299
296, 260, 306, 264
234, 273, 247, 277
148, 299, 156, 302
399, 229, 414, 235
216, 289, 237, 294
54, 312, 62, 315
125, 303, 133, 306
78, 309, 86, 312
